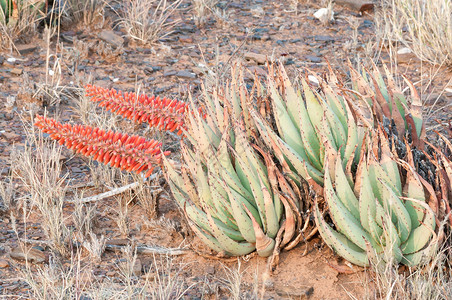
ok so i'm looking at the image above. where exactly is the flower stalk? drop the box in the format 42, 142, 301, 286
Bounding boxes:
34, 115, 168, 177
85, 85, 189, 135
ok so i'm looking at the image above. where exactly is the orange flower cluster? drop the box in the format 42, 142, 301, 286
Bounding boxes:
34, 115, 169, 177
85, 85, 188, 135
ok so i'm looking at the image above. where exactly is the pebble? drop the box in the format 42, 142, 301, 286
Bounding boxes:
275, 285, 314, 298
0, 259, 10, 268
163, 70, 177, 77
9, 247, 46, 264
10, 68, 23, 76
314, 8, 334, 23
244, 52, 267, 64
397, 47, 412, 55
6, 57, 16, 63
179, 35, 193, 43
98, 30, 124, 48
71, 166, 83, 173
314, 35, 335, 42
397, 48, 416, 64
305, 55, 322, 63
143, 66, 162, 75
176, 70, 196, 79
15, 44, 38, 55
1, 131, 21, 142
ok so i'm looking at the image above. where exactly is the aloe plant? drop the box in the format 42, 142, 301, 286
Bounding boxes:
163, 69, 304, 257
252, 64, 367, 187
347, 63, 425, 147
252, 63, 426, 189
314, 130, 437, 267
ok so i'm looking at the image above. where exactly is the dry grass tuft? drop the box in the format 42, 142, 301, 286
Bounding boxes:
192, 0, 218, 27
0, 171, 15, 213
21, 252, 85, 299
11, 119, 71, 257
131, 171, 164, 219
63, 0, 107, 28
358, 219, 452, 300
218, 260, 259, 300
0, 0, 45, 50
120, 0, 182, 44
376, 0, 452, 66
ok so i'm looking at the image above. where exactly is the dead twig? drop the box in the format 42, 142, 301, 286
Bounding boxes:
66, 173, 159, 203
106, 243, 190, 256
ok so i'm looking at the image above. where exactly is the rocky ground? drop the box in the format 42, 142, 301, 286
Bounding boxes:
0, 0, 451, 298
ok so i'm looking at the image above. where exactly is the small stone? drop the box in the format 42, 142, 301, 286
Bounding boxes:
244, 52, 267, 64
71, 166, 83, 173
179, 35, 193, 43
0, 259, 10, 268
10, 247, 46, 264
275, 285, 314, 298
251, 34, 262, 40
15, 44, 38, 55
397, 47, 411, 55
98, 30, 124, 48
314, 35, 335, 42
32, 246, 45, 252
1, 131, 21, 142
10, 68, 23, 76
6, 57, 16, 63
397, 48, 416, 64
179, 25, 195, 33
314, 8, 334, 23
305, 55, 322, 63
176, 70, 196, 79
144, 66, 162, 75
284, 58, 295, 65
163, 70, 177, 77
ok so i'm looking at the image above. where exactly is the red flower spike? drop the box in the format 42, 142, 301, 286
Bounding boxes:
85, 85, 189, 135
34, 115, 168, 177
